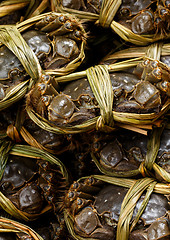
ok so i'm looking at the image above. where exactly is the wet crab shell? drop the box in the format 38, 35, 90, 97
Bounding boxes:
22, 115, 73, 154
61, 0, 103, 14
0, 151, 67, 216
0, 30, 51, 81
94, 185, 169, 225
131, 10, 155, 35
27, 76, 97, 127
63, 71, 163, 115
93, 127, 170, 179
116, 0, 170, 37
0, 156, 44, 215
0, 30, 51, 101
0, 156, 37, 194
0, 12, 86, 104
65, 179, 170, 240
8, 183, 44, 214
117, 0, 153, 18
98, 135, 144, 172
155, 128, 170, 180
161, 55, 170, 67
27, 64, 166, 131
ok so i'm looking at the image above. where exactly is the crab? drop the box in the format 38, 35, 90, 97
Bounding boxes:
116, 0, 170, 36
65, 177, 170, 239
155, 128, 170, 181
92, 130, 146, 173
0, 154, 67, 215
0, 13, 85, 101
27, 74, 98, 127
27, 57, 169, 129
23, 117, 74, 154
114, 58, 169, 113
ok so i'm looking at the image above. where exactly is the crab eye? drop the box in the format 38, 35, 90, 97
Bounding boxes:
9, 69, 20, 79
68, 191, 75, 198
65, 21, 72, 29
150, 60, 158, 68
58, 15, 66, 23
75, 30, 81, 38
120, 8, 130, 16
72, 182, 79, 189
160, 8, 168, 16
77, 198, 83, 205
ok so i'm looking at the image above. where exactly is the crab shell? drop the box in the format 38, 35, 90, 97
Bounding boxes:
65, 179, 169, 239
61, 0, 103, 14
0, 154, 66, 215
95, 127, 169, 179
117, 0, 153, 18
0, 30, 51, 101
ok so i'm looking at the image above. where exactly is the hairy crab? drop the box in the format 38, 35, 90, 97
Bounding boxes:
0, 13, 86, 104
0, 153, 67, 216
113, 58, 169, 113
117, 0, 170, 36
23, 117, 74, 154
92, 130, 147, 174
27, 57, 169, 132
26, 74, 98, 127
59, 0, 170, 36
64, 177, 170, 239
90, 127, 170, 180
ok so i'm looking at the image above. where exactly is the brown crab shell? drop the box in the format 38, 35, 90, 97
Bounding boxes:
25, 57, 169, 137
64, 176, 170, 240
92, 126, 170, 181
0, 142, 69, 221
0, 12, 86, 111
55, 0, 170, 45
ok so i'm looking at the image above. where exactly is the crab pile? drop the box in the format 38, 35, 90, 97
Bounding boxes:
0, 1, 169, 240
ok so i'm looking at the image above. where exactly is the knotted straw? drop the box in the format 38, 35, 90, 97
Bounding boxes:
26, 53, 169, 136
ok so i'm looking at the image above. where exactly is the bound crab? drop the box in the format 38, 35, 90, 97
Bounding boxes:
0, 153, 67, 217
0, 12, 86, 103
64, 177, 170, 239
90, 126, 170, 180
113, 58, 170, 114
26, 57, 169, 131
117, 0, 170, 36
26, 74, 99, 127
